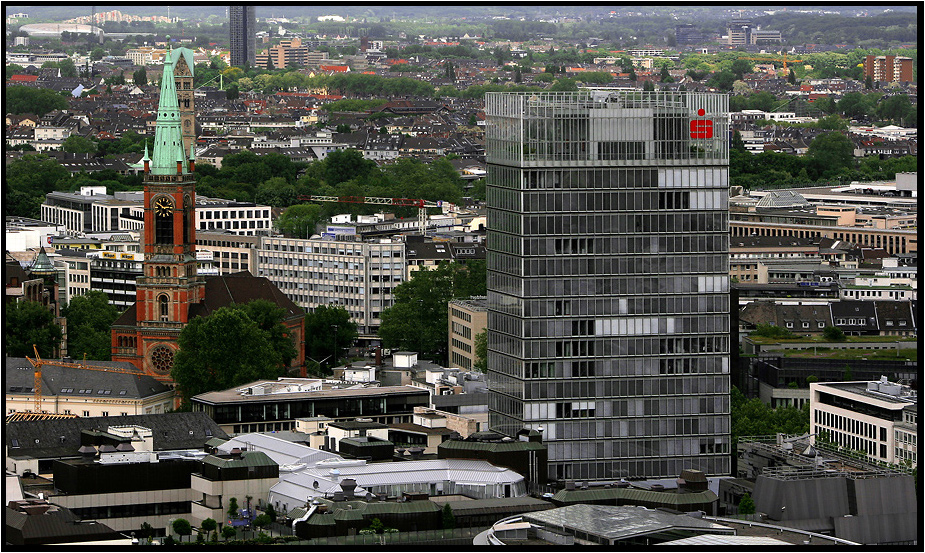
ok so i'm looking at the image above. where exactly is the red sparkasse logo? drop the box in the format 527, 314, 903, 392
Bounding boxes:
690, 108, 713, 139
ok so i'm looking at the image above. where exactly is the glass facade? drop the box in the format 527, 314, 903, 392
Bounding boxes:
485, 91, 731, 481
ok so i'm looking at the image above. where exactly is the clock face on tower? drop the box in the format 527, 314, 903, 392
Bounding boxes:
154, 197, 173, 217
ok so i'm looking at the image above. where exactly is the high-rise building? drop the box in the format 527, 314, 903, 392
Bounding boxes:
229, 5, 256, 67
863, 55, 914, 84
485, 90, 731, 482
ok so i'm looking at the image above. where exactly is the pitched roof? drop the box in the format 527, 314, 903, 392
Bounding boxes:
189, 271, 303, 321
5, 357, 169, 400
5, 412, 227, 461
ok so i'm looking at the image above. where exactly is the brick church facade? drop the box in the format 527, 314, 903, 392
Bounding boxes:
111, 47, 305, 382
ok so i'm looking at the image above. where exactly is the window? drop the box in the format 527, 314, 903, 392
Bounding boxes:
785, 322, 794, 328
101, 411, 108, 417
83, 411, 90, 417
159, 294, 170, 321
802, 322, 809, 328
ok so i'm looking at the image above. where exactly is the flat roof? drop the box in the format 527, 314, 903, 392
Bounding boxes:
524, 504, 731, 542
816, 381, 916, 405
192, 381, 429, 405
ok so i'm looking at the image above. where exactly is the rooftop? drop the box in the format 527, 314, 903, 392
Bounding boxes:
523, 504, 732, 543
191, 380, 429, 405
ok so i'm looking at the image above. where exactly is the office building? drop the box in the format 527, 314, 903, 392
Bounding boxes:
257, 235, 406, 337
448, 297, 488, 371
229, 6, 256, 68
485, 90, 731, 481
810, 377, 917, 467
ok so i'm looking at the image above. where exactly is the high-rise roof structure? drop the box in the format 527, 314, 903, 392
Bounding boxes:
484, 90, 731, 482
229, 5, 256, 68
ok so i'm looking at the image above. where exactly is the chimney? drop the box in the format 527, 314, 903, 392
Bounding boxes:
408, 447, 424, 460
332, 490, 344, 502
375, 346, 382, 367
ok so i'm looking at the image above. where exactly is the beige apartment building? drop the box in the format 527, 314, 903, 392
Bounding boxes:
448, 297, 487, 371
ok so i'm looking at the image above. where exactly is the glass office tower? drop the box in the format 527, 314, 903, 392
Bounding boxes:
485, 91, 731, 481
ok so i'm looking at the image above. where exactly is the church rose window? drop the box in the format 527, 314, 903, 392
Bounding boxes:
151, 345, 174, 374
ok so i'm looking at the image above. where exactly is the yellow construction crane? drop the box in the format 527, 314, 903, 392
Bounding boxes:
25, 345, 144, 413
299, 195, 455, 235
742, 55, 804, 73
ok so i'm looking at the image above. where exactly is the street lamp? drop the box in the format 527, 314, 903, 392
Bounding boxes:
332, 324, 339, 368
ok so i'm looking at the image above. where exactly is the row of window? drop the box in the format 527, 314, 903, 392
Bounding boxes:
200, 209, 269, 220
815, 410, 887, 441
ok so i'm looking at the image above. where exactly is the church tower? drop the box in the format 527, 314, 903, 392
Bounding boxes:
112, 48, 201, 380
170, 48, 196, 155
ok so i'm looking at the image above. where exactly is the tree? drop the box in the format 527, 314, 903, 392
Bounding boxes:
876, 94, 914, 126
5, 300, 63, 358
201, 518, 217, 536
837, 92, 874, 119
58, 58, 78, 78
61, 135, 97, 154
822, 325, 847, 342
304, 305, 357, 374
322, 148, 377, 186
843, 365, 854, 381
253, 514, 272, 531
132, 67, 147, 86
788, 68, 796, 85
172, 518, 192, 542
171, 308, 286, 403
264, 503, 277, 522
730, 58, 753, 80
61, 291, 119, 361
807, 132, 854, 178
473, 331, 487, 373
255, 176, 298, 208
731, 131, 747, 152
226, 84, 239, 101
441, 503, 456, 529
707, 70, 736, 92
227, 497, 240, 520
660, 65, 672, 83
276, 204, 325, 238
738, 493, 756, 515
229, 300, 298, 368
221, 525, 237, 541
379, 262, 484, 364
5, 86, 69, 116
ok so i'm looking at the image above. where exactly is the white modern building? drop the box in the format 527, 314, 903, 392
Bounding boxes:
257, 236, 406, 336
810, 377, 917, 468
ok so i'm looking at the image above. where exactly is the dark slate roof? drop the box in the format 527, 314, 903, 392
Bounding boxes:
873, 301, 915, 329
6, 357, 168, 400
5, 412, 227, 461
5, 503, 122, 545
190, 271, 303, 321
114, 271, 303, 326
829, 300, 878, 330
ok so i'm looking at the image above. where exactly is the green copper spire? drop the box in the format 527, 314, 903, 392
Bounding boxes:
150, 48, 189, 175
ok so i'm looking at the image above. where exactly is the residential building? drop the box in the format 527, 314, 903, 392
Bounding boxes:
863, 55, 914, 83
485, 90, 731, 481
229, 6, 257, 67
448, 296, 488, 371
810, 377, 917, 467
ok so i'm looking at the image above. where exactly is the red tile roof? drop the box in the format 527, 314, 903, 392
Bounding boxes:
9, 75, 38, 82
